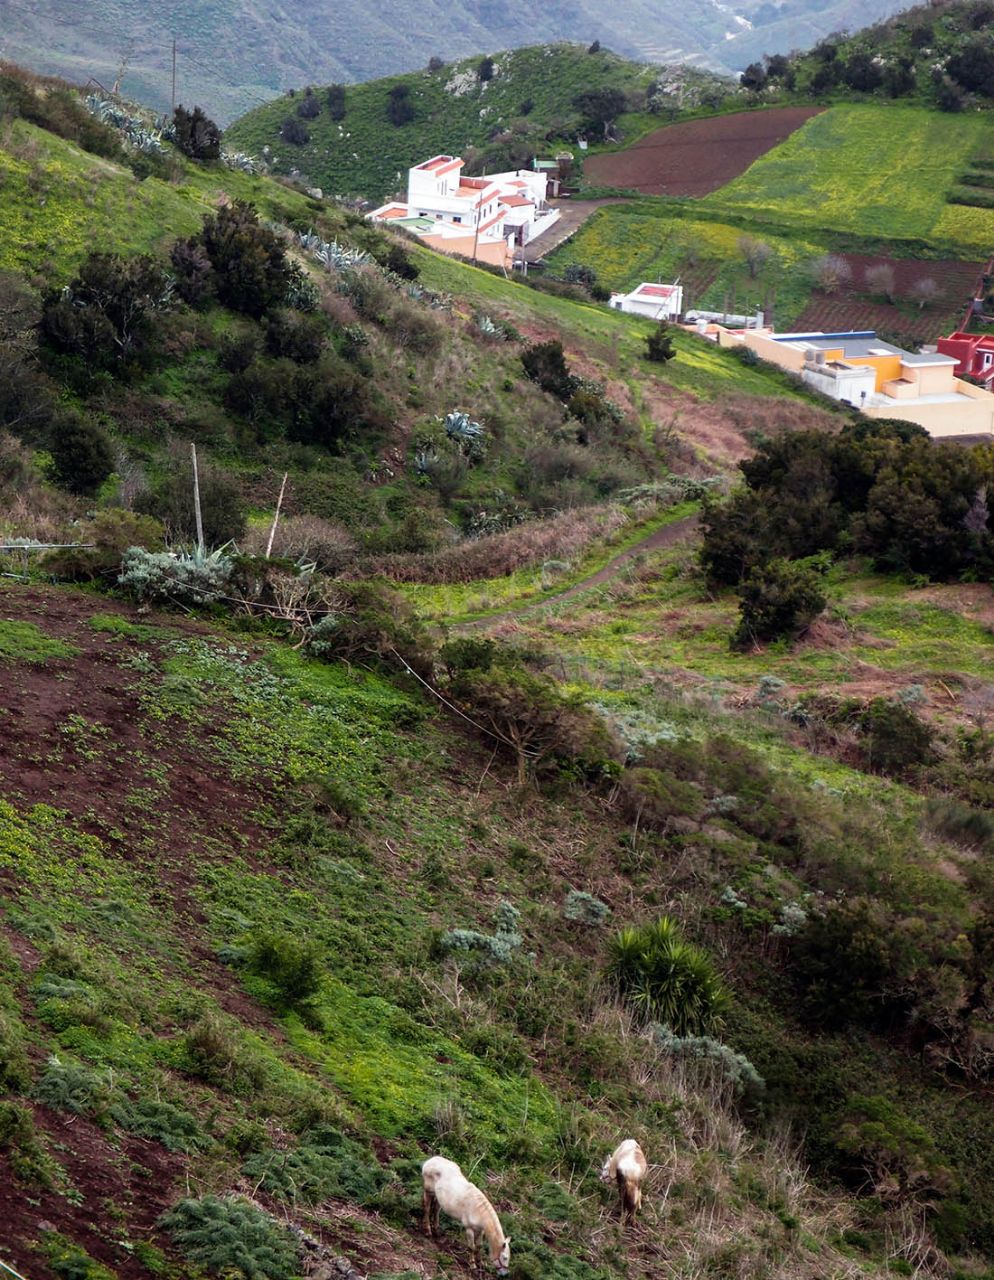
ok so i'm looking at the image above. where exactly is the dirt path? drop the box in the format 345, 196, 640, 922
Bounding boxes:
459, 512, 699, 630
522, 197, 628, 262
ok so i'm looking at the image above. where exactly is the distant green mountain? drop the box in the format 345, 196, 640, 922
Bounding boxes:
745, 0, 994, 109
5, 0, 916, 124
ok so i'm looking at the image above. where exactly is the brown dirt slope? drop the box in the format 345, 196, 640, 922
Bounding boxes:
584, 107, 823, 196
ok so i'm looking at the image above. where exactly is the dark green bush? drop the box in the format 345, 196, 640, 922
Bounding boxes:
160, 1195, 301, 1279
247, 932, 322, 1006
182, 202, 295, 317
604, 916, 729, 1033
47, 410, 114, 495
732, 557, 826, 649
182, 1016, 268, 1093
171, 104, 221, 160
243, 1127, 384, 1205
40, 252, 171, 372
111, 1095, 206, 1153
645, 323, 677, 363
135, 452, 246, 547
0, 1100, 53, 1185
859, 699, 935, 775
521, 339, 578, 401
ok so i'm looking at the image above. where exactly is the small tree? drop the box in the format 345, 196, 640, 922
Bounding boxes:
865, 262, 896, 302
386, 84, 414, 126
587, 39, 601, 53
645, 323, 677, 363
296, 89, 321, 119
811, 253, 852, 293
326, 83, 346, 119
573, 87, 627, 139
48, 410, 114, 495
738, 234, 773, 279
279, 116, 310, 145
521, 339, 577, 401
187, 201, 294, 318
40, 252, 172, 369
171, 104, 221, 161
477, 56, 495, 82
740, 61, 768, 91
427, 56, 445, 73
732, 556, 826, 649
909, 276, 940, 310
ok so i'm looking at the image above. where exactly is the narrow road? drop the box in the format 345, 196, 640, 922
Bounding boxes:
521, 197, 628, 263
458, 512, 700, 630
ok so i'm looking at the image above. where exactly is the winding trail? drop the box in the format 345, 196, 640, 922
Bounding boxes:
458, 512, 700, 630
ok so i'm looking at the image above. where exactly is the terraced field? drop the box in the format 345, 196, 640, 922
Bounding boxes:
583, 106, 823, 196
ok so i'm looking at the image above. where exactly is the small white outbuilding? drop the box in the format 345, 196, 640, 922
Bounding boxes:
609, 282, 684, 321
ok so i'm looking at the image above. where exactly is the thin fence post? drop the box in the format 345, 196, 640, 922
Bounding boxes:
191, 442, 205, 557
265, 472, 289, 559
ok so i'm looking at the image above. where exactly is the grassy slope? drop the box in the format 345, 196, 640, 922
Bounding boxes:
0, 120, 325, 281
225, 46, 661, 203
0, 583, 909, 1280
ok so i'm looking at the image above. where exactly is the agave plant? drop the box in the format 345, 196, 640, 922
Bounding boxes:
443, 411, 484, 443
475, 313, 504, 340
220, 149, 261, 174
604, 916, 729, 1035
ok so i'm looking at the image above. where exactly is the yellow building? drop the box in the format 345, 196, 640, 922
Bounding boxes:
716, 328, 994, 438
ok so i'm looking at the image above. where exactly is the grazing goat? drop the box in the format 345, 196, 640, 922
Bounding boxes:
600, 1138, 647, 1225
422, 1155, 511, 1275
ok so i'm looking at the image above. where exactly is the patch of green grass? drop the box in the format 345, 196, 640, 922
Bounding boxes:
402, 501, 697, 621
0, 618, 77, 664
702, 104, 994, 254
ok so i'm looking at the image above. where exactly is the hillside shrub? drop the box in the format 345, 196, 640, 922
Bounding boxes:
111, 1096, 206, 1153
181, 202, 295, 317
171, 104, 221, 161
247, 932, 322, 1007
791, 898, 921, 1028
0, 1010, 31, 1092
35, 1055, 114, 1120
160, 1196, 301, 1280
651, 1024, 765, 1098
264, 309, 326, 363
327, 84, 346, 119
135, 454, 246, 546
40, 252, 172, 371
446, 659, 621, 787
182, 1016, 268, 1093
438, 901, 524, 967
386, 84, 414, 126
118, 548, 234, 607
48, 410, 114, 495
279, 115, 310, 145
605, 917, 729, 1034
0, 68, 123, 159
645, 323, 677, 363
859, 698, 935, 775
837, 1095, 954, 1202
305, 579, 433, 678
0, 1100, 53, 1186
521, 339, 578, 401
732, 557, 826, 649
243, 1127, 384, 1206
296, 90, 321, 120
563, 890, 611, 925
170, 239, 215, 307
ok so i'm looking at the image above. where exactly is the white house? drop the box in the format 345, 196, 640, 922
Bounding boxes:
609, 282, 684, 321
368, 155, 560, 267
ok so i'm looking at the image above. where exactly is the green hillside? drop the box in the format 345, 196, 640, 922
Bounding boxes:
224, 45, 676, 203
7, 59, 994, 1280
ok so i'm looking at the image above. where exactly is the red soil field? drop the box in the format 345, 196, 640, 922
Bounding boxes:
793, 253, 985, 343
584, 107, 823, 197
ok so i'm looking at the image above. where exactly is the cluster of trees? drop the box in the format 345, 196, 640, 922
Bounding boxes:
171, 104, 221, 161
701, 420, 994, 644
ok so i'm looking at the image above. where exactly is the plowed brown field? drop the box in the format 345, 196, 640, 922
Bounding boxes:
584, 107, 824, 196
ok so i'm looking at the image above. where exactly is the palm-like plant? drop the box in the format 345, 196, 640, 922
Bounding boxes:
604, 916, 729, 1035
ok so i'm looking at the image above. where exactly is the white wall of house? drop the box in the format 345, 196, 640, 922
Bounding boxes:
802, 361, 876, 406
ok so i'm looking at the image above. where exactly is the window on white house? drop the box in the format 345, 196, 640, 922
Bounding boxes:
453, 216, 461, 223
984, 353, 993, 369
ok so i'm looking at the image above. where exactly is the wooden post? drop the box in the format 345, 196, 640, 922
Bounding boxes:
265, 472, 289, 559
190, 443, 205, 556
171, 38, 177, 114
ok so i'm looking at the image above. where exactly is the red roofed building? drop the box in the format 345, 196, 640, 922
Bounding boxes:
937, 331, 994, 387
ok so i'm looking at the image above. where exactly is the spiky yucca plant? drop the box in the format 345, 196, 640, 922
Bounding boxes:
605, 916, 729, 1035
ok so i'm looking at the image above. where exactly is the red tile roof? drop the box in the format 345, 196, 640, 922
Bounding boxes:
418, 155, 463, 175
635, 284, 676, 298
